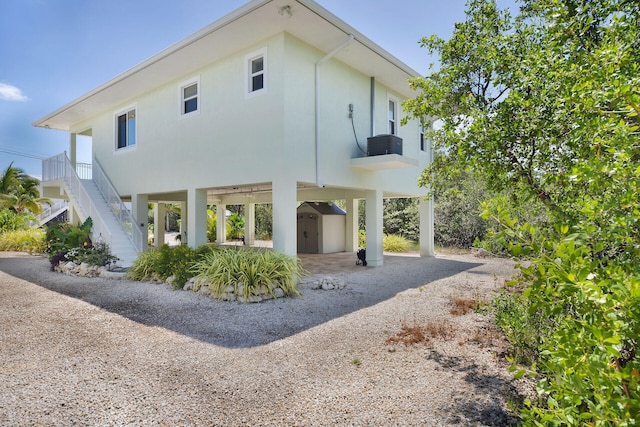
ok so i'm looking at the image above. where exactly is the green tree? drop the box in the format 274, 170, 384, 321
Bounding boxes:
405, 0, 640, 423
0, 163, 50, 215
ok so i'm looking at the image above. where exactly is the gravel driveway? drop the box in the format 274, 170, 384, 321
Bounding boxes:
0, 251, 523, 426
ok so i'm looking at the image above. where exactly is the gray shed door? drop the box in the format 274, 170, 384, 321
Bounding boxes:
297, 213, 319, 253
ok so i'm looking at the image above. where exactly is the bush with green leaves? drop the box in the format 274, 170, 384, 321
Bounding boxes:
383, 198, 419, 241
127, 248, 163, 282
404, 0, 640, 423
206, 209, 217, 242
226, 212, 244, 240
0, 228, 46, 254
65, 241, 118, 267
45, 217, 93, 259
0, 209, 36, 233
383, 234, 410, 253
192, 248, 306, 300
128, 244, 216, 289
156, 244, 198, 289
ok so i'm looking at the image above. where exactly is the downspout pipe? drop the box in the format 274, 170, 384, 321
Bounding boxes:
315, 34, 355, 187
370, 76, 375, 137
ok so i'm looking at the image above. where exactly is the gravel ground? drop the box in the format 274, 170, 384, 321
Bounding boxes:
0, 251, 526, 426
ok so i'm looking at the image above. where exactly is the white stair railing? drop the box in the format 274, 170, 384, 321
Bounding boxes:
91, 157, 144, 253
41, 153, 113, 246
37, 199, 68, 224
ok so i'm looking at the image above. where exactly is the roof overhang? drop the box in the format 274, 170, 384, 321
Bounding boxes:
33, 0, 420, 132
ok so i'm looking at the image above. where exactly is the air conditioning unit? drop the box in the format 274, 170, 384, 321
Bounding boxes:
367, 134, 402, 156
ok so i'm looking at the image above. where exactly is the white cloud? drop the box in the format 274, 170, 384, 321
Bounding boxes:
0, 83, 29, 101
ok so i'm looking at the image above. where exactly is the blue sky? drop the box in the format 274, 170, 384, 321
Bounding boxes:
0, 0, 516, 177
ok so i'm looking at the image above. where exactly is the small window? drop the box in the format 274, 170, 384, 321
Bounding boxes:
388, 97, 397, 135
245, 48, 267, 96
250, 57, 264, 91
420, 118, 429, 151
183, 83, 198, 113
179, 77, 200, 117
116, 108, 136, 150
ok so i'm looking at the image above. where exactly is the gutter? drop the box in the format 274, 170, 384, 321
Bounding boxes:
315, 34, 355, 187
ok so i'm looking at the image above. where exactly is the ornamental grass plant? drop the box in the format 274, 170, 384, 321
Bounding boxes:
0, 228, 46, 254
192, 247, 307, 300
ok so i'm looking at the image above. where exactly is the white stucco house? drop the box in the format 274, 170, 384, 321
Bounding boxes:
34, 0, 434, 267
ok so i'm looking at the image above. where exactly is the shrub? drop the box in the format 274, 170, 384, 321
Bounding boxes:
493, 288, 559, 366
45, 217, 93, 258
127, 244, 216, 289
226, 212, 244, 240
0, 210, 36, 233
0, 228, 46, 254
156, 244, 198, 289
127, 248, 162, 281
383, 198, 419, 241
383, 234, 410, 252
206, 209, 217, 242
65, 242, 118, 267
192, 248, 306, 300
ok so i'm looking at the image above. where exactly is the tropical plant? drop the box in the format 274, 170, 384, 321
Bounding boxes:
192, 248, 306, 300
0, 163, 50, 215
0, 228, 46, 254
127, 248, 163, 282
155, 244, 198, 289
127, 244, 216, 289
0, 209, 36, 233
206, 208, 217, 242
65, 242, 118, 267
45, 217, 93, 259
383, 234, 410, 253
226, 212, 244, 240
255, 203, 272, 240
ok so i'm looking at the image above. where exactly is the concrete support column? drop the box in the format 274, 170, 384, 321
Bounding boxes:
272, 179, 297, 256
69, 133, 77, 167
419, 196, 435, 257
68, 203, 79, 226
132, 193, 149, 252
179, 201, 187, 244
187, 188, 207, 248
365, 189, 384, 267
244, 202, 255, 246
345, 197, 358, 252
216, 203, 226, 244
154, 203, 166, 248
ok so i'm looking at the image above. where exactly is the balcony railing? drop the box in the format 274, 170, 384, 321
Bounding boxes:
75, 162, 92, 180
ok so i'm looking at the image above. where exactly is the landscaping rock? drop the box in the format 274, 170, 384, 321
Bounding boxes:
306, 275, 346, 291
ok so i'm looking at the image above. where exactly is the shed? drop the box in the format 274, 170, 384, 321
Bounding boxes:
296, 202, 346, 254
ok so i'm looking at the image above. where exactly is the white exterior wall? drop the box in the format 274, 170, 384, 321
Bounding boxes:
76, 34, 287, 197
72, 32, 427, 201
320, 215, 346, 254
